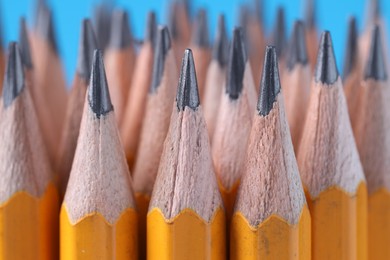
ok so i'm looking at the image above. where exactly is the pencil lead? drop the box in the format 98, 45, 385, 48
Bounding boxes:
287, 20, 308, 71
273, 7, 286, 58
150, 26, 171, 93
176, 49, 200, 111
19, 17, 33, 69
304, 0, 316, 29
364, 25, 387, 81
167, 5, 179, 40
77, 19, 98, 82
192, 9, 209, 47
314, 31, 339, 84
109, 10, 133, 49
368, 0, 380, 26
212, 14, 229, 67
36, 7, 58, 54
92, 2, 113, 50
145, 11, 157, 46
258, 46, 281, 116
343, 17, 358, 79
226, 28, 247, 100
88, 50, 113, 117
3, 43, 25, 108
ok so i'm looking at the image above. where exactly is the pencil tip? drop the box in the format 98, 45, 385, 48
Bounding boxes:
36, 6, 58, 54
255, 0, 264, 24
212, 15, 229, 67
3, 43, 25, 108
258, 46, 281, 116
287, 20, 308, 70
305, 0, 316, 29
226, 27, 247, 100
273, 7, 286, 58
92, 2, 113, 50
109, 10, 133, 49
238, 5, 250, 28
364, 25, 387, 81
88, 50, 113, 118
176, 49, 200, 111
342, 17, 358, 79
150, 26, 172, 93
314, 31, 339, 84
192, 9, 209, 47
367, 0, 381, 26
19, 17, 33, 69
145, 11, 157, 46
77, 19, 98, 82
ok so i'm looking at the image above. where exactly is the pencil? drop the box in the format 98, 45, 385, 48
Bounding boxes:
0, 42, 59, 259
56, 19, 98, 198
304, 0, 318, 68
92, 0, 114, 50
297, 31, 367, 260
168, 0, 192, 68
282, 20, 311, 153
147, 49, 225, 260
272, 7, 287, 69
230, 46, 311, 260
190, 9, 211, 98
60, 50, 138, 259
30, 4, 68, 166
121, 11, 157, 169
343, 16, 361, 129
131, 26, 177, 259
203, 14, 228, 139
104, 9, 135, 127
212, 27, 257, 221
354, 25, 390, 260
19, 17, 34, 89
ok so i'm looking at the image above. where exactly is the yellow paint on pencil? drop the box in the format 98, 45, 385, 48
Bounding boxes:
230, 205, 311, 260
368, 188, 390, 259
218, 180, 240, 220
60, 206, 138, 259
306, 182, 367, 260
147, 207, 226, 260
135, 192, 150, 259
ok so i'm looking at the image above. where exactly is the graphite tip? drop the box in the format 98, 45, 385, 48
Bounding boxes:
192, 9, 209, 47
273, 7, 286, 58
342, 17, 358, 79
176, 49, 200, 111
109, 9, 133, 49
287, 20, 308, 71
367, 0, 381, 27
212, 14, 229, 67
150, 26, 172, 93
226, 27, 247, 100
314, 31, 339, 84
77, 19, 98, 82
3, 42, 25, 108
258, 46, 281, 116
19, 17, 33, 69
88, 50, 113, 118
35, 6, 58, 54
364, 25, 387, 81
304, 0, 316, 29
145, 11, 157, 46
92, 2, 113, 50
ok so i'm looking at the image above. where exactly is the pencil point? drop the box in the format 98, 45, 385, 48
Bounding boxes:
304, 0, 316, 29
192, 9, 209, 47
343, 17, 358, 79
36, 6, 58, 54
212, 15, 228, 67
226, 28, 247, 100
255, 0, 264, 24
258, 46, 281, 116
92, 2, 113, 50
19, 17, 33, 69
287, 20, 308, 70
109, 10, 133, 49
3, 43, 25, 108
145, 11, 157, 46
367, 0, 380, 26
364, 25, 387, 81
150, 26, 171, 93
273, 7, 286, 58
88, 50, 113, 118
176, 49, 200, 111
314, 31, 339, 84
77, 19, 98, 82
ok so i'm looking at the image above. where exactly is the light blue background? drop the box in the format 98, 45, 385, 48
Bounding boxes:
1, 0, 388, 83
